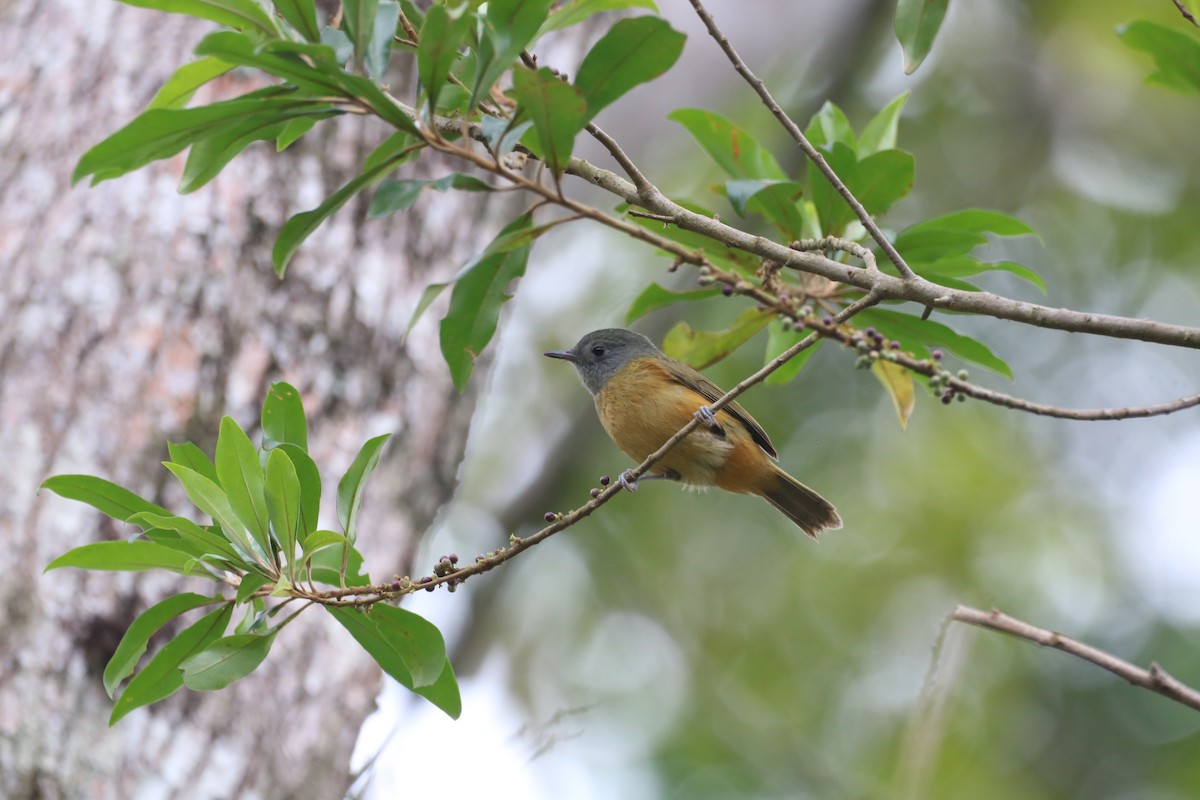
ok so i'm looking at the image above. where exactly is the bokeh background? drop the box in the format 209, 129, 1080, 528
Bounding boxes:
355, 1, 1200, 798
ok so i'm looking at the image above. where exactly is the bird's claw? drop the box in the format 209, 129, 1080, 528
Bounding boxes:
694, 405, 723, 434
618, 469, 639, 492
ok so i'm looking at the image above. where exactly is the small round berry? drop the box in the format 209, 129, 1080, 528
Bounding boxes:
957, 369, 969, 381
932, 349, 943, 360
890, 341, 900, 350
390, 580, 402, 591
590, 488, 600, 499
865, 327, 876, 338
448, 553, 459, 564
722, 285, 733, 297
600, 475, 611, 486
822, 316, 834, 326
942, 393, 953, 405
544, 512, 555, 522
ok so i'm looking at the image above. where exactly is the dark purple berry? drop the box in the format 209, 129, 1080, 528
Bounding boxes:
390, 580, 402, 591
722, 285, 733, 296
890, 341, 900, 350
822, 316, 834, 326
600, 475, 611, 486
932, 349, 943, 361
544, 512, 555, 522
448, 553, 459, 564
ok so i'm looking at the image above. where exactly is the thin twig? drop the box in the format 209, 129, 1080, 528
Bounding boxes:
953, 605, 1200, 713
687, 0, 919, 281
1173, 0, 1199, 26
586, 122, 654, 194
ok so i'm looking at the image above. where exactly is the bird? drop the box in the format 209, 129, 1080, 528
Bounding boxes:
545, 328, 842, 537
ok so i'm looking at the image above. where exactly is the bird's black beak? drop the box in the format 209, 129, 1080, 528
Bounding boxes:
543, 349, 578, 363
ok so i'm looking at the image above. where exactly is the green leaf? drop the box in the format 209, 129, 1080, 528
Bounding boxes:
327, 605, 460, 715
902, 209, 1039, 240
235, 573, 271, 604
311, 539, 370, 586
116, 0, 278, 35
342, 0, 380, 69
265, 449, 301, 575
181, 632, 277, 691
276, 116, 319, 150
368, 173, 493, 217
807, 141, 857, 235
45, 541, 197, 574
74, 92, 314, 186
850, 149, 914, 216
278, 444, 321, 541
661, 307, 773, 370
724, 179, 806, 239
763, 321, 821, 386
299, 529, 351, 566
918, 256, 1046, 293
110, 603, 233, 725
167, 440, 219, 484
895, 0, 950, 74
366, 1, 401, 81
511, 66, 588, 176
336, 434, 391, 542
439, 213, 534, 390
1119, 20, 1200, 94
273, 131, 416, 275
625, 283, 721, 324
321, 24, 354, 65
127, 511, 247, 566
261, 381, 308, 450
40, 475, 169, 522
273, 0, 321, 41
575, 15, 685, 121
103, 593, 221, 699
805, 101, 857, 155
215, 416, 272, 561
472, 0, 557, 112
417, 3, 473, 116
195, 32, 346, 95
623, 199, 760, 275
859, 308, 1012, 378
540, 0, 657, 34
147, 57, 235, 110
669, 108, 786, 180
480, 116, 534, 157
404, 282, 450, 338
163, 463, 265, 566
858, 92, 910, 156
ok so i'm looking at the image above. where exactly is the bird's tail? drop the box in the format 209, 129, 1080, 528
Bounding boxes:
760, 466, 843, 539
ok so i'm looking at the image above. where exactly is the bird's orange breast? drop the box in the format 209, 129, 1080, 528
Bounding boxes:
593, 357, 773, 490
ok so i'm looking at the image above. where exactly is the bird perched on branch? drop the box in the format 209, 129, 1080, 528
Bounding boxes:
545, 328, 841, 537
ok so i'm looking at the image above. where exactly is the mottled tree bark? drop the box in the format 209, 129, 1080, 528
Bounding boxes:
0, 2, 499, 797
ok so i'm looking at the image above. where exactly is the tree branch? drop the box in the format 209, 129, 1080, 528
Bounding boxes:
953, 605, 1200, 713
686, 0, 918, 281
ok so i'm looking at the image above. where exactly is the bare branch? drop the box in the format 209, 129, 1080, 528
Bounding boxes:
1173, 0, 1199, 26
686, 0, 918, 281
953, 605, 1200, 713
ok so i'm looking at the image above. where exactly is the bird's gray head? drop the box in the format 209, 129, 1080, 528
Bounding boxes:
544, 328, 662, 395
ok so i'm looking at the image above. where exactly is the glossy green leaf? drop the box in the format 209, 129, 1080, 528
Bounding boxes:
511, 66, 587, 176
903, 209, 1039, 240
45, 541, 196, 574
662, 307, 774, 370
273, 0, 321, 41
472, 0, 556, 111
41, 475, 169, 522
807, 141, 857, 235
439, 213, 534, 391
276, 116, 319, 150
321, 24, 354, 65
261, 381, 308, 450
147, 57, 235, 110
858, 92, 910, 156
918, 256, 1046, 293
575, 15, 685, 121
195, 32, 345, 94
669, 108, 786, 180
215, 416, 272, 560
127, 511, 247, 565
116, 0, 278, 34
103, 593, 221, 699
480, 116, 534, 157
540, 0, 657, 34
724, 179, 806, 239
368, 173, 492, 217
308, 537, 370, 586
181, 632, 277, 691
405, 282, 450, 338
851, 149, 914, 216
336, 433, 392, 543
74, 91, 313, 186
235, 573, 271, 604
163, 463, 265, 566
366, 1, 401, 81
273, 131, 416, 275
1119, 20, 1200, 94
299, 529, 351, 566
895, 0, 950, 74
417, 3, 473, 116
859, 308, 1012, 378
763, 321, 821, 386
805, 101, 857, 155
181, 105, 338, 192
327, 605, 459, 715
342, 0, 380, 68
277, 444, 321, 541
894, 228, 988, 262
625, 283, 721, 324
265, 449, 301, 574
110, 603, 233, 725
168, 441, 219, 484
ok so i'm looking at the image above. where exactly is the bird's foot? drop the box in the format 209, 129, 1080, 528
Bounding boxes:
618, 469, 640, 492
694, 405, 724, 435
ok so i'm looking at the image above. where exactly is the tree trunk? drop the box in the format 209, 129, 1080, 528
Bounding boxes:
0, 2, 496, 797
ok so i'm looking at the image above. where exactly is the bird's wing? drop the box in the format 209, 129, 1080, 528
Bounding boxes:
660, 359, 778, 459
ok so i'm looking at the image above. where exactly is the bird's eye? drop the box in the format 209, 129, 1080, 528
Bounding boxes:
591, 346, 606, 357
